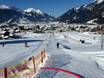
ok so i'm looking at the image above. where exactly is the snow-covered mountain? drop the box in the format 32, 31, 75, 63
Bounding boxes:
24, 8, 54, 22
24, 8, 44, 15
0, 5, 10, 9
0, 5, 55, 25
95, 0, 104, 3
57, 0, 104, 24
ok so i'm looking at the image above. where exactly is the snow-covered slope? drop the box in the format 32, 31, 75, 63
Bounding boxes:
0, 5, 10, 9
0, 32, 104, 78
36, 32, 104, 78
24, 8, 44, 15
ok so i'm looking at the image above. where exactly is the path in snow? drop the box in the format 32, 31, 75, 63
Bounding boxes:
36, 33, 104, 78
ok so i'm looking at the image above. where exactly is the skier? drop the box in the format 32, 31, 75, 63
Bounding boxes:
57, 42, 60, 48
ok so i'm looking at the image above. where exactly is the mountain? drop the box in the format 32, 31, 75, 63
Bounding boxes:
24, 8, 44, 15
95, 0, 104, 3
24, 8, 54, 22
0, 5, 54, 25
57, 0, 104, 24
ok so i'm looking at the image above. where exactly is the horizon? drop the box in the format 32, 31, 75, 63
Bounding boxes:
0, 0, 93, 17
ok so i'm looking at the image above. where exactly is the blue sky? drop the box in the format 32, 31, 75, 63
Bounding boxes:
0, 0, 93, 17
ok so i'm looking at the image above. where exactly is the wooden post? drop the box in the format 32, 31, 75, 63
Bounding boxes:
4, 67, 8, 78
41, 51, 44, 63
42, 50, 45, 58
32, 56, 36, 73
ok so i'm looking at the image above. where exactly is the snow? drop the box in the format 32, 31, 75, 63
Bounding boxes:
24, 8, 44, 15
23, 32, 44, 38
0, 5, 10, 9
0, 37, 44, 69
63, 32, 100, 45
75, 6, 80, 10
95, 0, 104, 3
19, 17, 32, 24
0, 32, 49, 69
36, 32, 104, 78
87, 18, 97, 24
0, 31, 104, 78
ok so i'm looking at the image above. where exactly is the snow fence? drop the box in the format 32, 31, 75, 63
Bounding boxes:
0, 50, 48, 78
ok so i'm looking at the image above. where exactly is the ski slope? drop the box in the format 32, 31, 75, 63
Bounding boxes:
0, 32, 104, 78
0, 33, 47, 69
36, 32, 104, 78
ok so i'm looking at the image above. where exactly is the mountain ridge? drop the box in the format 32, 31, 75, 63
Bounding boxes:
0, 5, 55, 25
57, 0, 104, 24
